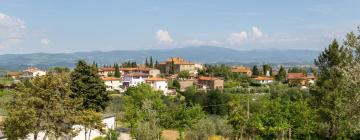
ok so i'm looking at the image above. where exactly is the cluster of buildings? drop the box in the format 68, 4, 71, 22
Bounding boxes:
99, 57, 224, 95
230, 65, 316, 87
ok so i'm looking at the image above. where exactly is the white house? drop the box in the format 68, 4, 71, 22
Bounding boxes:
21, 67, 46, 79
145, 77, 169, 95
122, 73, 150, 88
0, 115, 116, 140
253, 76, 274, 84
101, 77, 124, 92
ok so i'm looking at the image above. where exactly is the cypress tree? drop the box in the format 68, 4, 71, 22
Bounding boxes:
252, 65, 260, 76
114, 63, 121, 78
276, 66, 286, 82
155, 60, 159, 69
145, 58, 149, 67
150, 56, 153, 68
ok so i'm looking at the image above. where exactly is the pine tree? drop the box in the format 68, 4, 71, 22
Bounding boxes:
70, 60, 109, 112
311, 39, 354, 139
114, 63, 121, 78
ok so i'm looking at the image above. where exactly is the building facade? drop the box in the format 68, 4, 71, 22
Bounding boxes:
197, 76, 224, 90
159, 57, 196, 75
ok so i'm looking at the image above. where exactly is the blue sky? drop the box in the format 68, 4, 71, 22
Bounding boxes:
0, 0, 359, 54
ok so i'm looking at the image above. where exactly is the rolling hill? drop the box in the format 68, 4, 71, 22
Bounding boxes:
0, 46, 320, 70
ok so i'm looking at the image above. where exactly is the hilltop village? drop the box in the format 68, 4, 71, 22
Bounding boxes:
3, 57, 317, 95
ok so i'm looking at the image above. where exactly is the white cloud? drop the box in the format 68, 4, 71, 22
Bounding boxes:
252, 27, 263, 38
228, 31, 248, 44
40, 38, 50, 46
155, 29, 173, 44
185, 39, 220, 46
0, 12, 26, 49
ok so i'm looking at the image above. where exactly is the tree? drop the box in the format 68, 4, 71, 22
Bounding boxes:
185, 117, 216, 140
2, 73, 82, 140
114, 63, 121, 78
262, 64, 271, 76
145, 57, 149, 67
288, 67, 307, 74
178, 70, 190, 79
74, 109, 105, 140
275, 66, 286, 82
155, 60, 160, 69
228, 95, 248, 140
311, 39, 354, 139
170, 58, 175, 74
168, 105, 205, 139
206, 90, 229, 116
71, 60, 109, 112
121, 84, 165, 137
48, 67, 70, 74
150, 56, 154, 68
252, 66, 260, 76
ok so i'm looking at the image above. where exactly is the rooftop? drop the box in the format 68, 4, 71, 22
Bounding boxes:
253, 76, 274, 81
101, 77, 121, 81
160, 57, 194, 65
146, 77, 167, 81
198, 76, 222, 81
287, 73, 307, 80
231, 66, 251, 73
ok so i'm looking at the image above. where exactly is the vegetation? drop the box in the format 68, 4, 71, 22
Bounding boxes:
70, 60, 109, 112
1, 27, 360, 140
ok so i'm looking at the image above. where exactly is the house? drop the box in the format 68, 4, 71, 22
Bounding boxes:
178, 79, 195, 91
145, 77, 169, 95
231, 66, 252, 76
98, 67, 160, 77
306, 75, 316, 85
101, 77, 124, 92
20, 67, 46, 79
0, 115, 116, 140
6, 72, 20, 79
253, 76, 274, 84
287, 73, 307, 86
120, 67, 160, 78
159, 57, 196, 75
197, 76, 224, 90
98, 67, 115, 77
122, 73, 150, 88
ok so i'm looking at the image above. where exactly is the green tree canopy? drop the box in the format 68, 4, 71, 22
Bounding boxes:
70, 60, 109, 112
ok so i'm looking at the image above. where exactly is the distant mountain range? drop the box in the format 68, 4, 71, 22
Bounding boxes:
0, 46, 320, 70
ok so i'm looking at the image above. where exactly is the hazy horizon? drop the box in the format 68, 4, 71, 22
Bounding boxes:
0, 0, 359, 54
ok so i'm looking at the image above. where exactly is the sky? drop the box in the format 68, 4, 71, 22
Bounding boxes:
0, 0, 359, 54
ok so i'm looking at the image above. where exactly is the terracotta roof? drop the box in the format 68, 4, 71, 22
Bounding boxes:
99, 68, 115, 72
101, 77, 121, 81
124, 73, 150, 77
307, 75, 316, 79
160, 57, 194, 65
119, 67, 152, 71
253, 76, 274, 81
7, 72, 20, 76
198, 76, 221, 81
24, 67, 42, 73
287, 73, 306, 80
146, 77, 167, 81
231, 66, 251, 73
